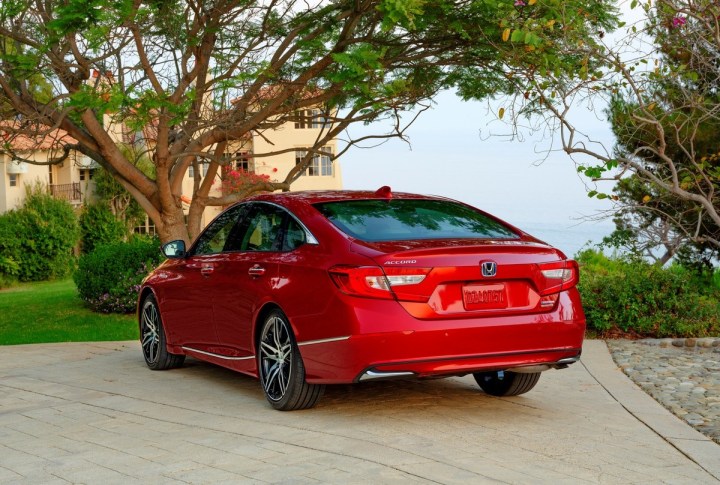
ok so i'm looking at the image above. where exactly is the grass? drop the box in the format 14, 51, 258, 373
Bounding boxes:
0, 279, 138, 345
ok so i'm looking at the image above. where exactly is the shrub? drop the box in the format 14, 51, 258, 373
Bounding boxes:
0, 254, 18, 288
74, 236, 164, 313
79, 203, 127, 254
577, 250, 720, 338
0, 219, 21, 286
0, 184, 79, 284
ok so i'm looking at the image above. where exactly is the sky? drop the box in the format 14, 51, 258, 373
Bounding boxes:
339, 90, 617, 229
337, 2, 644, 255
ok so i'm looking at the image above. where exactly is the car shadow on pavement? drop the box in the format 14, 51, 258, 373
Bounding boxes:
171, 356, 524, 415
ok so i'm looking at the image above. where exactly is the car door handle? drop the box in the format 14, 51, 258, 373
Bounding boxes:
200, 264, 214, 276
248, 265, 266, 277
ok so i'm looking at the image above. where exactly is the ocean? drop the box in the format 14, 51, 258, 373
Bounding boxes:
517, 221, 614, 258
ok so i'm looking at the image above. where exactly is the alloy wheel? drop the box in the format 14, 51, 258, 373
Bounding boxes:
141, 300, 160, 365
259, 315, 293, 401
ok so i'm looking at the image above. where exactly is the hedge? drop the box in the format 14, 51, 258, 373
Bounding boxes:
74, 236, 164, 313
577, 250, 720, 338
0, 186, 79, 284
79, 203, 127, 254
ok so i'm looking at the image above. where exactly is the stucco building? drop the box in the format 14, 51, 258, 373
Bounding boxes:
184, 107, 342, 227
1, 108, 342, 233
0, 126, 98, 214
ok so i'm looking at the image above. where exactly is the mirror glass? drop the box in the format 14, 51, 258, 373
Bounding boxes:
162, 240, 186, 258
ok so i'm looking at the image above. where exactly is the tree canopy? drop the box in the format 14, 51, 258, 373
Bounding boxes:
494, 0, 720, 263
604, 1, 720, 266
0, 0, 617, 243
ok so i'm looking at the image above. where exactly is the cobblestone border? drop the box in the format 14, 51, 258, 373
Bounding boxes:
607, 338, 720, 444
634, 338, 720, 349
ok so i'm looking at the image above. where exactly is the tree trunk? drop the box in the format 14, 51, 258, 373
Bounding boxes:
186, 199, 207, 242
157, 206, 191, 246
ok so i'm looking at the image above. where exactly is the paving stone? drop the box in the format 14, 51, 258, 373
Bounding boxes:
0, 341, 717, 483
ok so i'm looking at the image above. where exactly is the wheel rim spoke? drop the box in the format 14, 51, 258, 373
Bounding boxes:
277, 365, 287, 394
261, 340, 278, 355
141, 332, 154, 349
141, 301, 160, 364
264, 363, 281, 393
260, 314, 293, 401
273, 318, 283, 349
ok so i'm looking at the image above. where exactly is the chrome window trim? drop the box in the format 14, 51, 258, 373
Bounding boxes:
253, 201, 319, 245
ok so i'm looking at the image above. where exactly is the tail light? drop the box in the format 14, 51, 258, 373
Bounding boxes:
329, 265, 431, 300
537, 260, 579, 296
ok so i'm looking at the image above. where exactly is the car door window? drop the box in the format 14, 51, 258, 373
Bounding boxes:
192, 205, 246, 256
283, 216, 307, 251
234, 204, 287, 252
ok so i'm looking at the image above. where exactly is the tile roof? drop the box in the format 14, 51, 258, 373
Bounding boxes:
0, 121, 77, 151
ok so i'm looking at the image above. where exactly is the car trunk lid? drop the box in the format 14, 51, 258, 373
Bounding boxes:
349, 239, 577, 319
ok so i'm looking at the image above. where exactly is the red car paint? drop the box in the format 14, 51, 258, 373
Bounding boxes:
139, 189, 584, 386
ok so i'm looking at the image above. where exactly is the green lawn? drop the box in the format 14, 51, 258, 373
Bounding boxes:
0, 279, 138, 345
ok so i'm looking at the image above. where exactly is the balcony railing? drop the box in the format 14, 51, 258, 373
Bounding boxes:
49, 183, 82, 202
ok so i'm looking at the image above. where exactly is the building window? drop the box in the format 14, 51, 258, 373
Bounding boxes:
9, 174, 18, 187
294, 110, 306, 129
233, 151, 254, 173
310, 109, 320, 129
79, 169, 95, 181
134, 216, 157, 236
295, 147, 333, 176
294, 109, 327, 129
48, 165, 53, 185
189, 162, 209, 178
318, 148, 333, 176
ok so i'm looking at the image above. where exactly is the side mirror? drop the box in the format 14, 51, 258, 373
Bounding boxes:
162, 240, 186, 259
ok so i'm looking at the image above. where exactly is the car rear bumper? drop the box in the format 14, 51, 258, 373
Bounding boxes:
358, 354, 581, 382
298, 289, 585, 384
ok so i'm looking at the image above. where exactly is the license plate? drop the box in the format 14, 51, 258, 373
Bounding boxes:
462, 284, 507, 311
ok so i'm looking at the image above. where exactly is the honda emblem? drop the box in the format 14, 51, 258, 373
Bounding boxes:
481, 261, 497, 277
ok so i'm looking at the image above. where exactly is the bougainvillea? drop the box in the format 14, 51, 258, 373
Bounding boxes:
219, 166, 271, 196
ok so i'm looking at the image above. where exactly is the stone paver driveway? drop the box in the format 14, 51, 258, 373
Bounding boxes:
1, 340, 718, 484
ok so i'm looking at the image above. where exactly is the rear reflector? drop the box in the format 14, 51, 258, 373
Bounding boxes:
329, 266, 431, 299
540, 294, 559, 307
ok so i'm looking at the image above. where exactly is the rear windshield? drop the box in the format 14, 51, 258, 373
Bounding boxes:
314, 199, 519, 242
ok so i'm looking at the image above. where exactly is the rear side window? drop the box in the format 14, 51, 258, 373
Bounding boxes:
315, 199, 518, 241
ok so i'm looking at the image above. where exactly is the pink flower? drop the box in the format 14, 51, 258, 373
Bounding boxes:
514, 0, 526, 5
672, 16, 686, 27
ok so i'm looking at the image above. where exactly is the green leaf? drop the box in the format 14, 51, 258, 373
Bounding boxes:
377, 0, 426, 30
510, 30, 525, 43
525, 32, 541, 47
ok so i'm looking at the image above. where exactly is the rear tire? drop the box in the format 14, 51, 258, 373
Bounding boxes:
139, 294, 185, 370
258, 309, 324, 410
473, 370, 540, 396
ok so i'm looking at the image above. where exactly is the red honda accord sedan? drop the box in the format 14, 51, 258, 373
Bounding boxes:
138, 187, 584, 410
